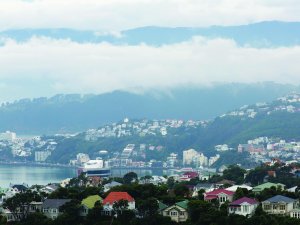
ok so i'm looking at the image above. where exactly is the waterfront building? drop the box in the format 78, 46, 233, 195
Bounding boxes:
35, 151, 51, 162
0, 131, 16, 142
183, 149, 199, 165
81, 159, 111, 178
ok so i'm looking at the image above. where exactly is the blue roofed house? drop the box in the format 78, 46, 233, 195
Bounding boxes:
262, 195, 298, 215
42, 199, 72, 219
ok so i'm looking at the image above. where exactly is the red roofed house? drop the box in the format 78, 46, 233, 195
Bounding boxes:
180, 172, 199, 181
103, 192, 135, 214
204, 189, 234, 205
228, 197, 259, 217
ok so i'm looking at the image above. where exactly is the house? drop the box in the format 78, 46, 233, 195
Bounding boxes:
102, 192, 135, 215
42, 199, 72, 219
139, 176, 167, 186
10, 184, 29, 193
204, 189, 234, 204
199, 171, 217, 181
225, 184, 253, 192
103, 181, 122, 193
80, 195, 102, 216
40, 184, 59, 194
180, 172, 199, 181
29, 201, 43, 213
2, 201, 43, 222
290, 209, 300, 219
228, 197, 259, 217
287, 186, 298, 193
215, 179, 236, 189
158, 201, 168, 214
1, 184, 29, 202
262, 195, 298, 215
162, 200, 189, 222
252, 182, 285, 193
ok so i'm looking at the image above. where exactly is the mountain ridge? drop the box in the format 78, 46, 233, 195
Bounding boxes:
1, 21, 300, 47
0, 82, 299, 134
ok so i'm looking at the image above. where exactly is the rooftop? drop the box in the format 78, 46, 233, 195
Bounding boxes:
43, 199, 72, 209
176, 200, 189, 210
82, 195, 102, 209
103, 192, 134, 205
205, 189, 235, 196
230, 197, 258, 206
263, 195, 296, 204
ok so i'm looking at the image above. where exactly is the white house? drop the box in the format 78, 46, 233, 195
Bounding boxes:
102, 192, 135, 215
262, 195, 298, 215
228, 197, 259, 217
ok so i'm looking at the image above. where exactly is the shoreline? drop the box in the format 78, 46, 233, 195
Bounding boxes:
0, 161, 76, 169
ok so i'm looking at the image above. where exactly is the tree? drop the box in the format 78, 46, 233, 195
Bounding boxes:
197, 189, 205, 200
188, 200, 217, 224
56, 199, 82, 225
113, 199, 129, 216
3, 190, 41, 222
233, 188, 251, 200
137, 198, 159, 217
85, 200, 104, 225
167, 177, 175, 189
22, 212, 53, 225
223, 165, 246, 184
173, 184, 189, 197
123, 172, 138, 184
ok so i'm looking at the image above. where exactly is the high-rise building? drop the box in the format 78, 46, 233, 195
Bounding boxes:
183, 149, 199, 165
35, 151, 51, 162
0, 131, 17, 142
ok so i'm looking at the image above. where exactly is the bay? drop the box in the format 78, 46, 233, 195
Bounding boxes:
0, 164, 77, 188
0, 164, 177, 188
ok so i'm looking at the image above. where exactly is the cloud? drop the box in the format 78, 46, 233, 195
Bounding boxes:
0, 0, 299, 31
0, 36, 300, 102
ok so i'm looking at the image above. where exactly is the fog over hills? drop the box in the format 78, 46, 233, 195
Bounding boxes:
0, 82, 298, 134
1, 21, 300, 47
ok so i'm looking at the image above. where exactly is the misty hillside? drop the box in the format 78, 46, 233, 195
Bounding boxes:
1, 21, 300, 47
45, 92, 300, 163
0, 82, 299, 134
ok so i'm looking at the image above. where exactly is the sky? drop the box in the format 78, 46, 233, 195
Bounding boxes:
0, 0, 300, 102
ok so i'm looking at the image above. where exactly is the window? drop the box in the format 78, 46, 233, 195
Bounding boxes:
179, 212, 185, 216
219, 196, 227, 203
279, 205, 286, 211
242, 206, 248, 212
170, 211, 178, 216
264, 204, 271, 210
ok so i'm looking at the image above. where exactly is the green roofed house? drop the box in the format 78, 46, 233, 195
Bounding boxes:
252, 182, 285, 193
162, 200, 189, 222
80, 195, 103, 217
158, 201, 168, 213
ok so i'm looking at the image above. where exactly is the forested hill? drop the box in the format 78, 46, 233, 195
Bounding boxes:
45, 93, 300, 163
0, 82, 298, 134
